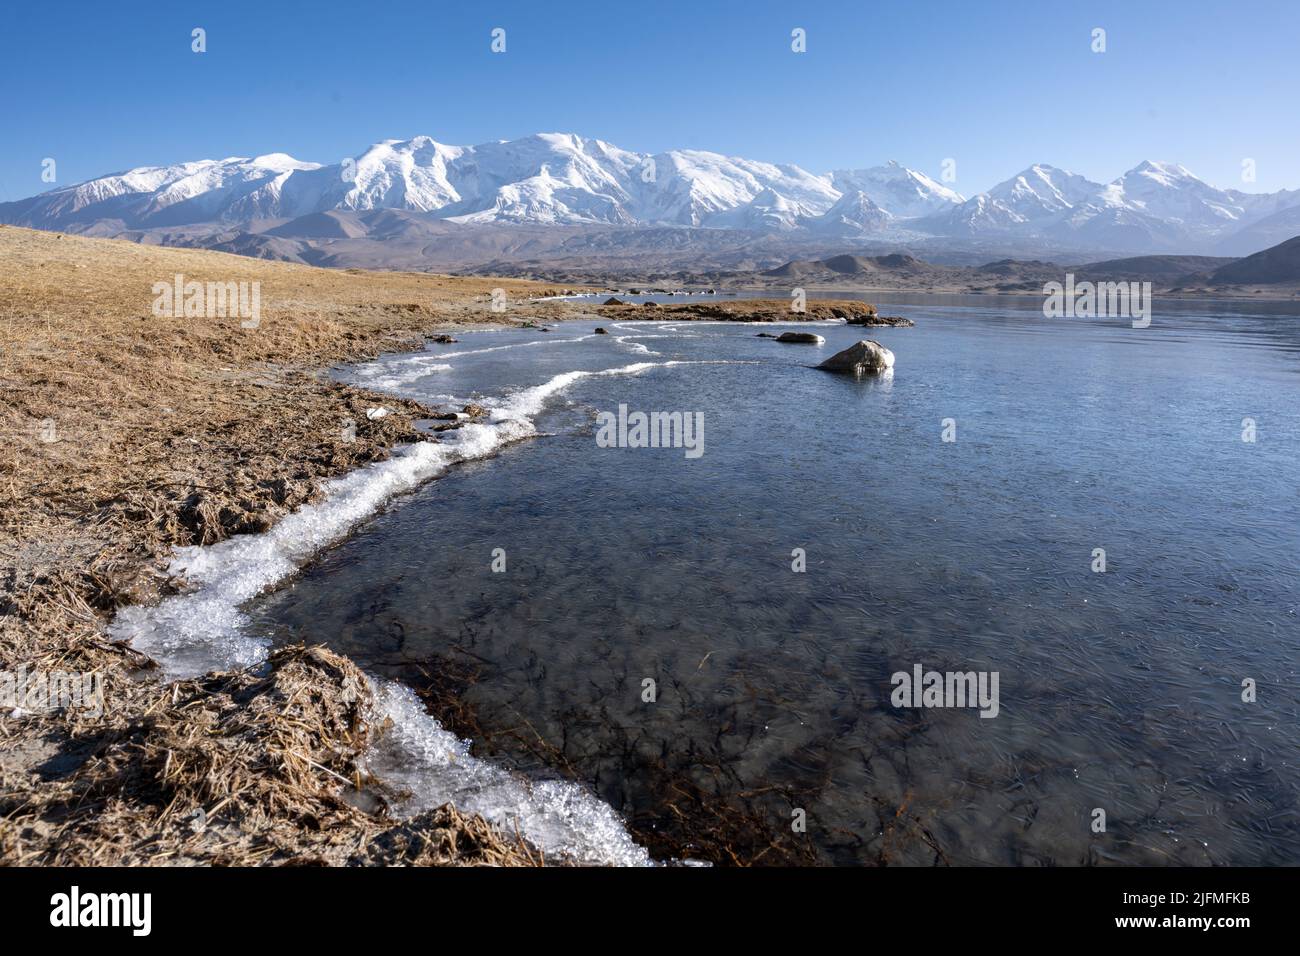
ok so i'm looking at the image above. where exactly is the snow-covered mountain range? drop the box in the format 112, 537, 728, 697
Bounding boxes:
917, 160, 1300, 252
2, 133, 1295, 255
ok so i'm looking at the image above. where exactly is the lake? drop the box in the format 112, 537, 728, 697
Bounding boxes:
237, 293, 1299, 865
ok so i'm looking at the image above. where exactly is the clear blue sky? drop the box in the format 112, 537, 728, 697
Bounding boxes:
2, 0, 1297, 202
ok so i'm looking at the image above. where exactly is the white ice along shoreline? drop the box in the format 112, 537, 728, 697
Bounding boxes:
107, 357, 723, 867
350, 333, 598, 390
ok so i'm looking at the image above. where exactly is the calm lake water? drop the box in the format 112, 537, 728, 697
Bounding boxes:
250, 294, 1300, 865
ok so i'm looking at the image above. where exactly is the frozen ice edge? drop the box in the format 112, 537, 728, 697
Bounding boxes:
106, 358, 715, 867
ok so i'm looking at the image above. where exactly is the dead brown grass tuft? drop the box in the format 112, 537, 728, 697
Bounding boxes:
1, 645, 542, 866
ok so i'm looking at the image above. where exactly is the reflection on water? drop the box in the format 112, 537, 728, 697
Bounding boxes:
251, 299, 1300, 865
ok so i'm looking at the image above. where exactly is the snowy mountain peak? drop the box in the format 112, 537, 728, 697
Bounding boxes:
827, 163, 964, 220
1129, 159, 1196, 182
1108, 160, 1246, 226
998, 164, 1097, 201
925, 163, 1103, 234
249, 152, 320, 171
806, 189, 894, 236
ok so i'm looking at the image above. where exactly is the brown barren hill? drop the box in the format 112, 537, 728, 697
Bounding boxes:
1205, 234, 1300, 285
0, 225, 583, 865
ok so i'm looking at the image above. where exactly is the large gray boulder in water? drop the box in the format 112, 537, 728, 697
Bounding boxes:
817, 339, 895, 373
776, 331, 825, 344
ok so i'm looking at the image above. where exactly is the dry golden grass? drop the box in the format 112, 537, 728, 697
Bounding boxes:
0, 225, 566, 561
2, 644, 543, 866
0, 225, 581, 865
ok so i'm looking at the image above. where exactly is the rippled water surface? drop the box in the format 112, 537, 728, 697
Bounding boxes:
251, 295, 1300, 865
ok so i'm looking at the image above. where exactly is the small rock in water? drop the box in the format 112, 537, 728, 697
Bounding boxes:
817, 340, 895, 374
462, 403, 487, 418
755, 332, 778, 338
430, 333, 458, 343
603, 297, 626, 306
849, 313, 914, 327
594, 327, 609, 334
776, 331, 825, 344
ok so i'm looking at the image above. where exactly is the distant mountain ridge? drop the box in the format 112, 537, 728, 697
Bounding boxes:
916, 160, 1300, 252
2, 133, 1297, 257
748, 235, 1300, 295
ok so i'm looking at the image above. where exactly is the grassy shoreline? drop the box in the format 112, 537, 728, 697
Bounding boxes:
0, 226, 578, 865
0, 226, 892, 865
